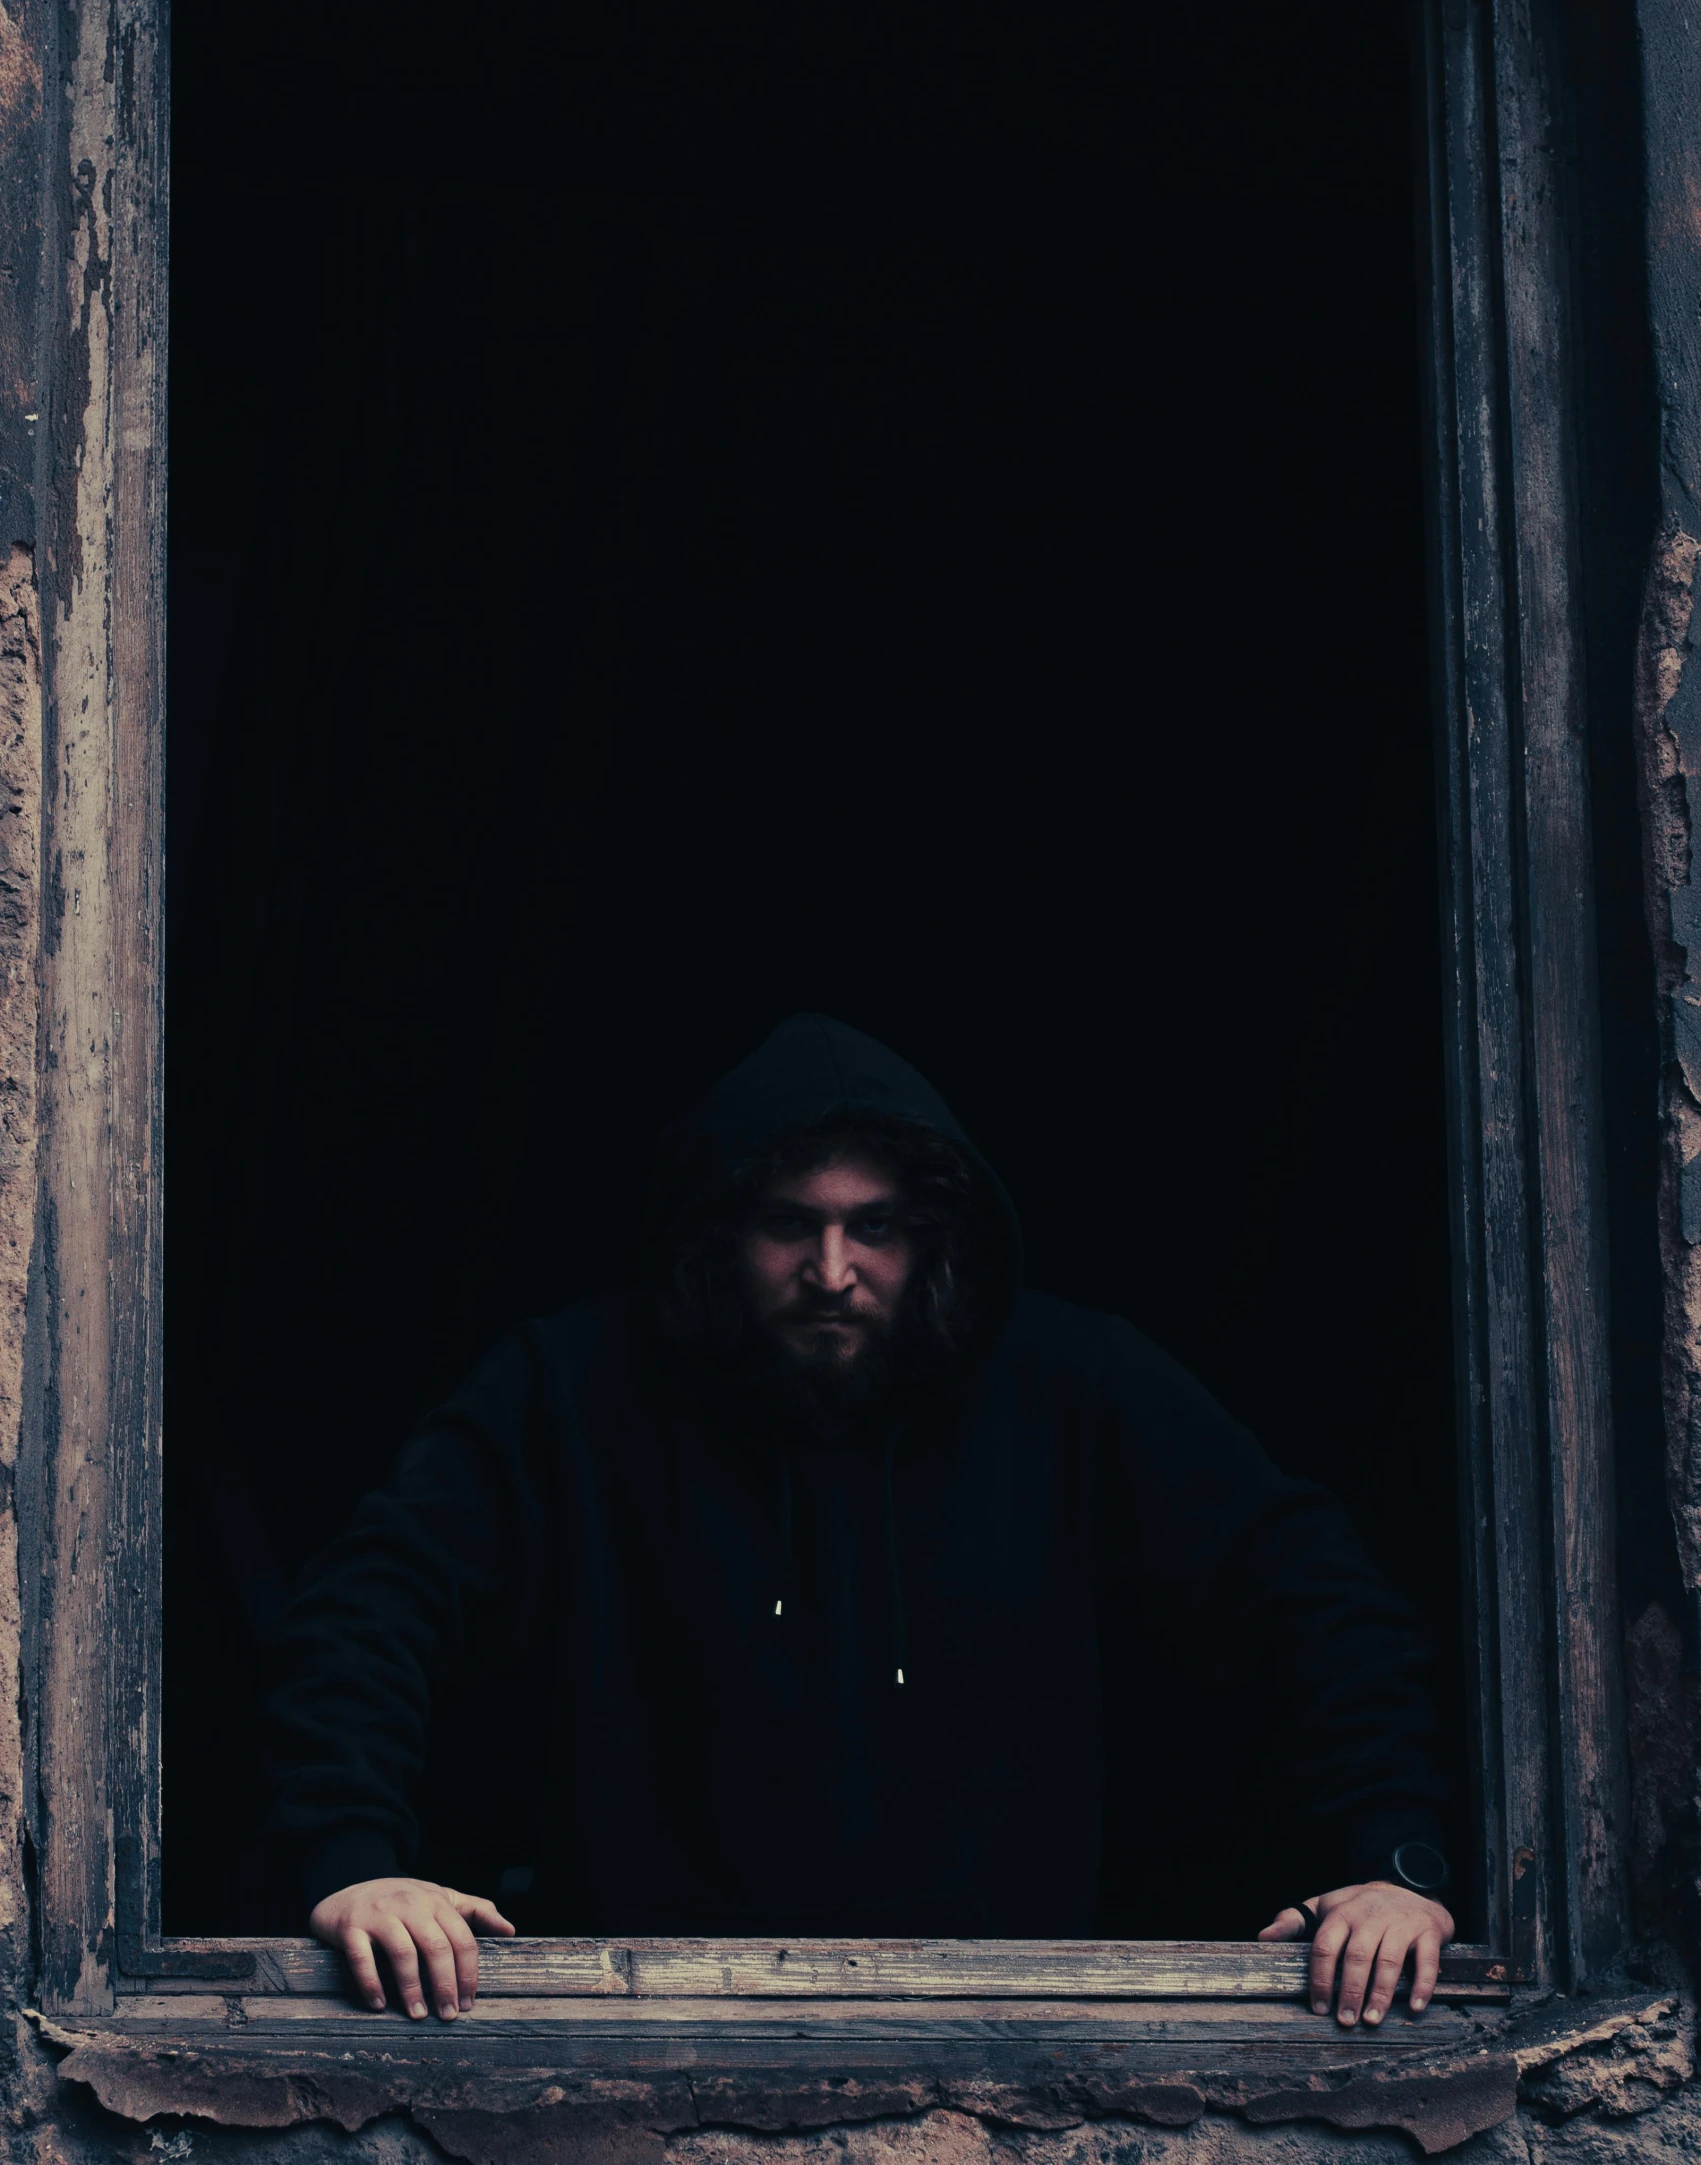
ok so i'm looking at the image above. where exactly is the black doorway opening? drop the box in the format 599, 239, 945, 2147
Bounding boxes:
164, 0, 1466, 1932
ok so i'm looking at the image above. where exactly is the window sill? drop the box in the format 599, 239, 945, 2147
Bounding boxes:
42, 1980, 1678, 2163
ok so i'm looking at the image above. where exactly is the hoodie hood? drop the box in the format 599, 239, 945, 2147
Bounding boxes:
640, 1012, 1023, 1331
696, 1013, 981, 1165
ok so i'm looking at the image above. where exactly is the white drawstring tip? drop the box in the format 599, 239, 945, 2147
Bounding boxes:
774, 1599, 783, 1618
895, 1667, 905, 1686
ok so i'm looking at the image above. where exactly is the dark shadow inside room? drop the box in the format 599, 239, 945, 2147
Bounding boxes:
164, 0, 1470, 1934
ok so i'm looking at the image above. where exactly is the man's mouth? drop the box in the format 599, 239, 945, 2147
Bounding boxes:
782, 1310, 869, 1334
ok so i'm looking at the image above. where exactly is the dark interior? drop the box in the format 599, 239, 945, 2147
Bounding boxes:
163, 0, 1467, 1932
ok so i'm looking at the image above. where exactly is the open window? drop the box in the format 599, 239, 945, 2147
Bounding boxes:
20, 0, 1636, 2081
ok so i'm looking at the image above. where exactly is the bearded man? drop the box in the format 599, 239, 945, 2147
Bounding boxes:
267, 1015, 1455, 2030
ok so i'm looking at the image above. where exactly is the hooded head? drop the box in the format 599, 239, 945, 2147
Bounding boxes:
637, 1014, 1022, 1425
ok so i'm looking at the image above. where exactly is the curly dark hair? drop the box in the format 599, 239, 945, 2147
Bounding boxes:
645, 1109, 1005, 1396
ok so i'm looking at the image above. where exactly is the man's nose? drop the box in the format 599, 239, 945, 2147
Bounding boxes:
807, 1226, 855, 1292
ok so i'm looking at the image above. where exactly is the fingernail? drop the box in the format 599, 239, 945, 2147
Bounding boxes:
460, 1997, 473, 2012
368, 1997, 385, 2011
1411, 1997, 1428, 2013
1339, 2011, 1357, 2026
1364, 2009, 1381, 2026
441, 2005, 457, 2021
1313, 2000, 1329, 2015
409, 2001, 426, 2019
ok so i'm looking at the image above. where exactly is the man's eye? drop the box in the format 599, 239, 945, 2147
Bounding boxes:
759, 1215, 807, 1237
853, 1216, 894, 1239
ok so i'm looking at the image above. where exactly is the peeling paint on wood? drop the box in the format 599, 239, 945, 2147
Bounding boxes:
30, 0, 168, 2020
0, 543, 40, 2083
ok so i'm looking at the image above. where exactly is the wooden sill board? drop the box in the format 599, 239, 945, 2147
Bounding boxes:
97, 1993, 1503, 2043
45, 1992, 1515, 2110
126, 1937, 1509, 2001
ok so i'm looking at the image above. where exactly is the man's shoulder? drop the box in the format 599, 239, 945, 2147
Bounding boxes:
516, 1292, 638, 1404
1003, 1289, 1169, 1372
999, 1291, 1240, 1423
526, 1290, 630, 1358
439, 1294, 629, 1421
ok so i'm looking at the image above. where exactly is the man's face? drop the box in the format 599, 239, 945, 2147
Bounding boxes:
740, 1152, 916, 1373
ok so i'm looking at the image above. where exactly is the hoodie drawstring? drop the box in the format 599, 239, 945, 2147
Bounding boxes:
884, 1431, 907, 1688
773, 1434, 908, 1689
774, 1447, 794, 1621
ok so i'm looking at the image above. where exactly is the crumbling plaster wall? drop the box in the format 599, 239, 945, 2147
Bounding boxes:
10, 2028, 1701, 2165
1631, 0, 1701, 1950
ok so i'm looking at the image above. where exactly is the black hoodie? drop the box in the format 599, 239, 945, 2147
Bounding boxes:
267, 1014, 1448, 1934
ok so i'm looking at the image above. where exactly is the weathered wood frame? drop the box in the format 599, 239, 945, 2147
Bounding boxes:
14, 0, 1626, 2022
1416, 0, 1629, 1990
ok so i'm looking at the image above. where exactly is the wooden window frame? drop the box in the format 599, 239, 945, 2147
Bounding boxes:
17, 0, 1624, 2028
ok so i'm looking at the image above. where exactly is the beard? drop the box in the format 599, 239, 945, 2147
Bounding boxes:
741, 1302, 906, 1435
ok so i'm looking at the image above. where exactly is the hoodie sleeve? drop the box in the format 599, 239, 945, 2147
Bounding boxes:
263, 1330, 547, 1912
1098, 1317, 1450, 1893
